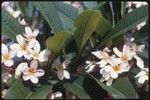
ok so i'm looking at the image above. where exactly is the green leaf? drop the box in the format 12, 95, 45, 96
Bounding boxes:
89, 74, 126, 99
95, 17, 112, 35
83, 2, 98, 9
64, 76, 91, 99
138, 48, 149, 59
100, 5, 148, 46
112, 77, 137, 99
52, 2, 78, 32
46, 31, 72, 54
2, 10, 24, 40
4, 78, 52, 99
74, 10, 102, 52
34, 2, 63, 33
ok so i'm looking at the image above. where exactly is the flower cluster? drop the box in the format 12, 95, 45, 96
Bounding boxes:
86, 42, 148, 86
1, 25, 50, 84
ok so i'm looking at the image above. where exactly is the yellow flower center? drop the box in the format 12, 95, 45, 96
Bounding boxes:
2, 54, 9, 61
113, 65, 121, 72
32, 52, 39, 58
28, 68, 36, 75
121, 54, 128, 61
56, 64, 64, 72
21, 44, 27, 51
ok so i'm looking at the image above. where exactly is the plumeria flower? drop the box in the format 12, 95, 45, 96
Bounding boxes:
20, 60, 45, 84
10, 34, 33, 59
1, 43, 16, 67
53, 58, 70, 80
91, 47, 111, 68
50, 91, 62, 99
23, 26, 39, 41
113, 44, 136, 62
100, 68, 114, 86
104, 57, 130, 79
29, 40, 50, 62
135, 68, 148, 84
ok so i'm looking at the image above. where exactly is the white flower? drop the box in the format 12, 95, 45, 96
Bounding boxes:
22, 60, 45, 84
91, 47, 111, 68
29, 40, 50, 62
1, 43, 16, 67
10, 34, 33, 59
1, 89, 7, 98
23, 26, 39, 41
104, 57, 130, 79
53, 58, 70, 80
15, 63, 28, 78
50, 91, 62, 99
135, 68, 148, 84
113, 44, 136, 62
85, 61, 96, 72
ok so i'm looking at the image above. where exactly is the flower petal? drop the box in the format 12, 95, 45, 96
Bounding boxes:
38, 49, 50, 62
15, 63, 28, 78
30, 60, 38, 69
9, 50, 16, 58
35, 69, 45, 77
111, 72, 118, 79
63, 60, 70, 69
33, 41, 40, 53
25, 26, 32, 35
123, 44, 130, 54
134, 55, 144, 68
33, 29, 39, 37
9, 43, 20, 50
86, 65, 96, 72
113, 47, 122, 58
30, 76, 39, 84
57, 71, 64, 80
106, 78, 113, 86
4, 60, 13, 67
91, 51, 103, 59
63, 70, 70, 79
138, 76, 147, 84
135, 71, 146, 78
97, 60, 107, 68
16, 34, 26, 45
2, 43, 8, 54
28, 39, 37, 49
23, 75, 30, 81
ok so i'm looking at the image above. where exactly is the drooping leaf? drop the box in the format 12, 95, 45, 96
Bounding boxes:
34, 2, 63, 33
4, 78, 52, 99
52, 2, 79, 32
100, 5, 148, 46
112, 77, 137, 99
89, 74, 126, 99
74, 10, 102, 52
95, 16, 112, 35
2, 10, 24, 40
46, 31, 72, 54
64, 76, 91, 99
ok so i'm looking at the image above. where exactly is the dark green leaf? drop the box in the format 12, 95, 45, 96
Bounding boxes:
2, 10, 24, 40
64, 76, 91, 99
100, 5, 148, 46
74, 10, 102, 52
34, 2, 63, 33
4, 78, 52, 99
46, 31, 72, 54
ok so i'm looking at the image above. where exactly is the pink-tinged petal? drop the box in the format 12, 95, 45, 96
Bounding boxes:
10, 43, 20, 50
106, 78, 113, 86
63, 60, 71, 69
113, 47, 122, 58
91, 51, 103, 59
35, 69, 45, 77
57, 71, 64, 80
30, 76, 39, 84
63, 70, 70, 79
9, 50, 16, 58
15, 63, 28, 78
4, 60, 13, 67
22, 67, 30, 75
122, 45, 129, 54
30, 60, 38, 69
33, 41, 40, 53
138, 76, 147, 84
23, 75, 30, 81
16, 34, 26, 45
2, 43, 8, 54
25, 26, 32, 35
134, 55, 144, 68
111, 72, 118, 79
33, 29, 39, 37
